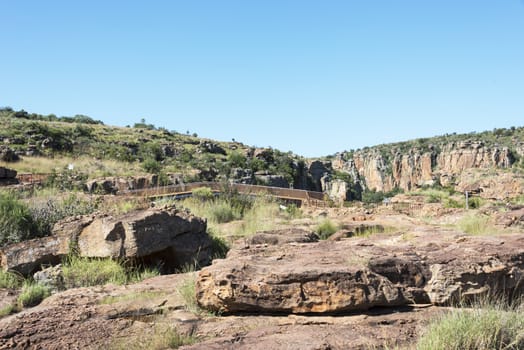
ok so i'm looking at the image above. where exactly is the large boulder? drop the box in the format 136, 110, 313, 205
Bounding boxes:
77, 206, 211, 270
0, 166, 18, 186
1, 206, 213, 275
196, 233, 524, 314
0, 146, 19, 162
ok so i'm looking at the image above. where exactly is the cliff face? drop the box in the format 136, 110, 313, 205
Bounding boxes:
331, 140, 519, 198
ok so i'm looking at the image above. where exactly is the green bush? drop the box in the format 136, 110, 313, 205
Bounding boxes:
0, 191, 38, 247
142, 158, 162, 174
457, 214, 493, 235
210, 234, 229, 260
17, 281, 51, 307
417, 302, 524, 350
62, 256, 159, 287
315, 219, 338, 240
0, 270, 23, 289
62, 256, 127, 287
192, 187, 214, 201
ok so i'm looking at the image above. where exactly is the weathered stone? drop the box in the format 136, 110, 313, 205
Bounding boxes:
198, 141, 226, 155
254, 173, 289, 188
85, 175, 160, 194
242, 228, 318, 247
196, 234, 524, 314
0, 146, 19, 162
33, 264, 65, 292
331, 141, 519, 195
0, 235, 70, 275
78, 206, 211, 270
196, 241, 408, 314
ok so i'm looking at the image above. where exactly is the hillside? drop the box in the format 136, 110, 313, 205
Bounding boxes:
1, 107, 523, 202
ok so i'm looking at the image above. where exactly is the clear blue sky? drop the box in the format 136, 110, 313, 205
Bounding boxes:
1, 1, 523, 157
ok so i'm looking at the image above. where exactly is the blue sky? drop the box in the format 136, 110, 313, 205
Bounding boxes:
1, 1, 523, 157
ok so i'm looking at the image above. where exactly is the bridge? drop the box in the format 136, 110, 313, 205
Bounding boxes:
120, 182, 326, 206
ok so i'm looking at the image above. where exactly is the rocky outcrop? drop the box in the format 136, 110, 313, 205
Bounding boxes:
0, 167, 18, 186
0, 206, 212, 275
196, 233, 524, 314
0, 146, 19, 162
254, 173, 289, 188
331, 141, 519, 195
78, 207, 211, 268
85, 175, 160, 194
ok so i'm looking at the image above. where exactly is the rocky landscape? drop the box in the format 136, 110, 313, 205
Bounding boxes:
0, 110, 524, 349
0, 201, 523, 349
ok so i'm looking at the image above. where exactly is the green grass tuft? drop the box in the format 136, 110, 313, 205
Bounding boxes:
416, 301, 524, 350
315, 218, 338, 240
108, 324, 196, 350
457, 214, 494, 235
0, 270, 23, 289
17, 281, 51, 307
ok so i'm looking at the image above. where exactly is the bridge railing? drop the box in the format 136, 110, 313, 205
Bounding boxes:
120, 181, 325, 205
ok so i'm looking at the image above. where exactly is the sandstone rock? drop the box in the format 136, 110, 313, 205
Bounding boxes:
495, 207, 524, 227
85, 175, 160, 194
33, 264, 65, 291
1, 207, 212, 275
196, 234, 524, 314
323, 178, 350, 203
196, 240, 408, 314
198, 141, 226, 155
332, 142, 518, 195
254, 173, 289, 188
0, 235, 69, 275
242, 228, 318, 247
78, 206, 212, 270
307, 160, 331, 192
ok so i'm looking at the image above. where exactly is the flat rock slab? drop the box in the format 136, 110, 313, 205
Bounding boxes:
196, 233, 524, 314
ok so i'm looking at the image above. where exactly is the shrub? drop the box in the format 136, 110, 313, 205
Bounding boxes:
192, 187, 215, 201
0, 304, 16, 317
315, 219, 338, 240
62, 256, 128, 287
210, 234, 229, 260
0, 270, 23, 289
457, 214, 492, 235
209, 201, 237, 223
0, 191, 38, 247
17, 281, 51, 307
142, 158, 161, 174
176, 274, 199, 314
416, 301, 524, 350
62, 256, 159, 287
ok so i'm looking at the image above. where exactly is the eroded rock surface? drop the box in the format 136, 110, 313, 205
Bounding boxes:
196, 233, 524, 313
1, 206, 212, 274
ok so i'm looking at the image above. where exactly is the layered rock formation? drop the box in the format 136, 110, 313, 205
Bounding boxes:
325, 140, 522, 201
0, 206, 212, 275
196, 233, 524, 313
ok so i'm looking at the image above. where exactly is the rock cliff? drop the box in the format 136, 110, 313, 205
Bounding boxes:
326, 139, 522, 200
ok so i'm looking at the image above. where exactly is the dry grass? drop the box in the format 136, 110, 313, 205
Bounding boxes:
1, 156, 145, 179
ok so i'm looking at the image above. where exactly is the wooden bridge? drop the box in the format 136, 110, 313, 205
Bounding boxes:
120, 182, 326, 206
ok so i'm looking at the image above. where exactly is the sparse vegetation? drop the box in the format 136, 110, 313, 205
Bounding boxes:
176, 274, 200, 314
0, 304, 17, 317
17, 281, 51, 307
62, 256, 159, 288
315, 218, 338, 240
0, 270, 23, 289
457, 214, 494, 235
416, 300, 524, 350
108, 324, 196, 350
